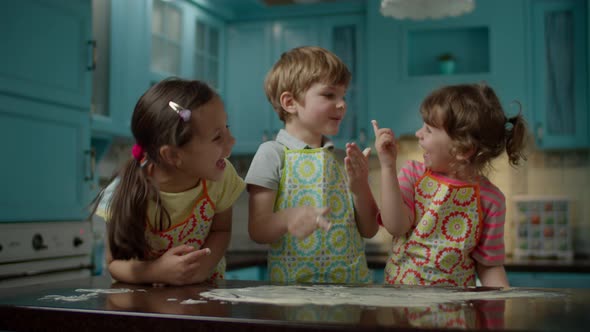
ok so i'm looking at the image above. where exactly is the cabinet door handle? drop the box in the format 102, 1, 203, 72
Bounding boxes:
85, 148, 96, 181
87, 40, 96, 71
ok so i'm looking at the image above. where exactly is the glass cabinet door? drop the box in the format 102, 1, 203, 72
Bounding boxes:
194, 20, 221, 90
532, 0, 588, 148
151, 0, 182, 76
324, 16, 366, 149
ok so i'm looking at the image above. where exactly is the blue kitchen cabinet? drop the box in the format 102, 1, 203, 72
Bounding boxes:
91, 0, 150, 138
370, 270, 590, 288
226, 21, 274, 154
372, 268, 385, 284
0, 0, 93, 110
507, 272, 590, 288
226, 18, 323, 154
0, 1, 94, 222
529, 0, 588, 149
0, 95, 93, 222
322, 15, 367, 149
95, 0, 225, 139
149, 0, 226, 91
366, 0, 528, 138
226, 14, 365, 154
226, 265, 268, 281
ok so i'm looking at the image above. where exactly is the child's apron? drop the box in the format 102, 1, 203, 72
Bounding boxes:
146, 180, 225, 280
268, 147, 370, 284
385, 171, 483, 287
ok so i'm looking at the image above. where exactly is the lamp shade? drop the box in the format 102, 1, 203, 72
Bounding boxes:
380, 0, 475, 20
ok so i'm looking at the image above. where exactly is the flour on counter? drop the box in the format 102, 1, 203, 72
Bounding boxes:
75, 288, 135, 294
39, 293, 100, 302
199, 285, 565, 307
180, 299, 207, 304
39, 288, 135, 302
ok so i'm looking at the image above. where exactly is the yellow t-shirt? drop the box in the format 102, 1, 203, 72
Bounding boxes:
96, 159, 245, 229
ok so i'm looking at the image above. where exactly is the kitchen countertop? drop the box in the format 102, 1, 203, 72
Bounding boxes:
1, 276, 589, 331
226, 251, 590, 273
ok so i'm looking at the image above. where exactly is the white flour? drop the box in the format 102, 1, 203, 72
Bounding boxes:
39, 288, 136, 302
199, 285, 564, 307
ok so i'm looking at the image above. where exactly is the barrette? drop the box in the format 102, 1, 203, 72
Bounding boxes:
168, 101, 191, 122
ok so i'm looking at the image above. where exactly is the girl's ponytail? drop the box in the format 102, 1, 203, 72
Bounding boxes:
107, 157, 155, 260
505, 112, 528, 167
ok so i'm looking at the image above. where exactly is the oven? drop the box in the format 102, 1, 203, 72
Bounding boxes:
0, 221, 93, 288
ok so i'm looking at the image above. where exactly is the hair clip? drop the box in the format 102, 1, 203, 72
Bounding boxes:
168, 101, 191, 122
131, 144, 148, 168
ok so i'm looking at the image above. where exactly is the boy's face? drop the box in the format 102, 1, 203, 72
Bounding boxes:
290, 82, 347, 137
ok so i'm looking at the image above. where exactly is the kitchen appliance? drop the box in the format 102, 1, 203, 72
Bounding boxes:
0, 221, 93, 288
513, 195, 573, 259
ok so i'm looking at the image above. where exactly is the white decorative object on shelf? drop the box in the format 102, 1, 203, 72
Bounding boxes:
380, 0, 475, 20
512, 195, 573, 260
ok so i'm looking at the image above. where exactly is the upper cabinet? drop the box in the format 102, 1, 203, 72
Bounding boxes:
94, 0, 225, 138
226, 14, 366, 154
0, 0, 94, 222
366, 0, 528, 139
149, 0, 225, 91
0, 0, 92, 110
529, 0, 588, 149
226, 21, 273, 154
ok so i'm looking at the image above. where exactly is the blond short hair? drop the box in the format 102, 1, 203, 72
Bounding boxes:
264, 46, 351, 122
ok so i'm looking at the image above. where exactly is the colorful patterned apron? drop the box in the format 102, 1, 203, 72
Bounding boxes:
394, 304, 477, 329
269, 147, 370, 284
146, 181, 225, 280
385, 171, 482, 287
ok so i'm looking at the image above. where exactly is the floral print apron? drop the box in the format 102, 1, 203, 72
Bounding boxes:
268, 147, 370, 284
146, 181, 225, 280
385, 171, 482, 287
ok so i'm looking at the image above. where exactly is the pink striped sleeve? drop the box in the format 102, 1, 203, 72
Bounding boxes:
471, 179, 506, 266
396, 161, 425, 223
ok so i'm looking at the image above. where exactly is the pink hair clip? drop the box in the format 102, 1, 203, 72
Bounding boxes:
168, 101, 191, 122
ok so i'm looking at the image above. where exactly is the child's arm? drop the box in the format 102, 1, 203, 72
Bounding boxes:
248, 184, 331, 243
476, 263, 509, 288
372, 120, 413, 236
188, 206, 233, 282
106, 237, 211, 285
344, 142, 379, 238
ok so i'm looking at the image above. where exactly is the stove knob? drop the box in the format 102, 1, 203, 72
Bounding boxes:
73, 236, 84, 247
32, 234, 48, 251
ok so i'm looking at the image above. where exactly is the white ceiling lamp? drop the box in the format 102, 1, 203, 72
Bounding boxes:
380, 0, 475, 20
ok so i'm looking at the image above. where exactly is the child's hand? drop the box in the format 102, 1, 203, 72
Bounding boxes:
287, 207, 331, 240
154, 245, 212, 286
372, 120, 397, 168
344, 142, 371, 193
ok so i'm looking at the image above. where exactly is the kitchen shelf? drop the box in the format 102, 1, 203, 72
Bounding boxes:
407, 26, 490, 76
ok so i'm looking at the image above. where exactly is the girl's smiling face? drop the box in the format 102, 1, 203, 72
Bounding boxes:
175, 96, 235, 186
415, 121, 455, 175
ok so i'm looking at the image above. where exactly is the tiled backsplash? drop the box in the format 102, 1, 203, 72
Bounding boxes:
98, 139, 590, 256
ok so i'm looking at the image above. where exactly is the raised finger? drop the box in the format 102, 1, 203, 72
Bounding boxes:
371, 120, 379, 135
